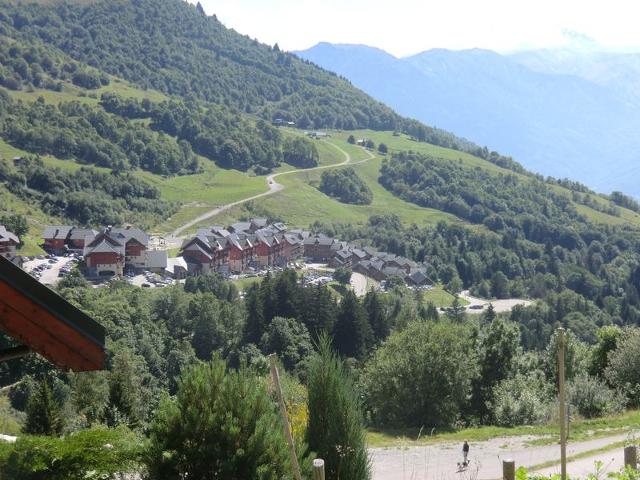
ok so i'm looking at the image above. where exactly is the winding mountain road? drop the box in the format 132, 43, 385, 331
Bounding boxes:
170, 141, 375, 238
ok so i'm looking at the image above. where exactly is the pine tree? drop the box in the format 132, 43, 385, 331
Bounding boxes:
306, 335, 370, 480
23, 379, 64, 436
363, 290, 388, 341
483, 303, 496, 322
244, 282, 265, 344
147, 356, 299, 479
448, 295, 466, 322
333, 291, 373, 359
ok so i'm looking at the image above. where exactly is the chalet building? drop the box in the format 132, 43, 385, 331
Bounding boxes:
303, 234, 335, 262
228, 234, 255, 273
43, 225, 74, 253
0, 225, 21, 267
255, 232, 285, 268
68, 228, 97, 251
109, 227, 149, 271
181, 235, 227, 274
180, 219, 431, 287
83, 231, 126, 277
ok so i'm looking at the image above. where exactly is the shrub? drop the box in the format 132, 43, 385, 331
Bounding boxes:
606, 328, 640, 406
490, 373, 550, 427
0, 427, 142, 480
360, 320, 477, 428
567, 373, 625, 419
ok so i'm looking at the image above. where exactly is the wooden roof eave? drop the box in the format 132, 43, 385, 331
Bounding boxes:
0, 255, 106, 371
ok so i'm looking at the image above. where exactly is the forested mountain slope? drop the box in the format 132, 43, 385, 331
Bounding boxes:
297, 42, 640, 196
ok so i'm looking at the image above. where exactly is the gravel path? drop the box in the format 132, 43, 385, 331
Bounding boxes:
171, 142, 375, 237
370, 433, 629, 480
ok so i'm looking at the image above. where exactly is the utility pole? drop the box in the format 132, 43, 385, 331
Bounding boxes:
558, 328, 567, 480
269, 354, 303, 480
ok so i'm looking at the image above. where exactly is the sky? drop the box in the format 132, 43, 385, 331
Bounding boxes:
190, 0, 640, 57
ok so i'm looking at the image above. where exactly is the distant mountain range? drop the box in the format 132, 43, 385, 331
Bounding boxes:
296, 43, 640, 196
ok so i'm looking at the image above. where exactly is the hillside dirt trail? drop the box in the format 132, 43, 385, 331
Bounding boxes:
371, 432, 630, 480
168, 141, 375, 240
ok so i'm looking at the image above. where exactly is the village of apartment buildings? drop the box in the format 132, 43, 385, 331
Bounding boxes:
0, 219, 433, 289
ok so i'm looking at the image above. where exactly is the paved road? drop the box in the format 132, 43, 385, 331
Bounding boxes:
535, 448, 625, 479
170, 142, 375, 237
458, 290, 533, 314
370, 433, 629, 480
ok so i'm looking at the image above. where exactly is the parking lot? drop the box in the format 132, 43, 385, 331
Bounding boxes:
125, 271, 177, 289
23, 254, 78, 285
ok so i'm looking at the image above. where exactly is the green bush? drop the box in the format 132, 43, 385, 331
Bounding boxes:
567, 373, 625, 419
360, 320, 477, 428
0, 427, 142, 480
490, 373, 550, 427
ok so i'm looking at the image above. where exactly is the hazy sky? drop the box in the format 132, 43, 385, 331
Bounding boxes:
190, 0, 640, 57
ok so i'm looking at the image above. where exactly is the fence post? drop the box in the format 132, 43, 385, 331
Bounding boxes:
503, 459, 515, 480
625, 445, 638, 470
313, 458, 325, 480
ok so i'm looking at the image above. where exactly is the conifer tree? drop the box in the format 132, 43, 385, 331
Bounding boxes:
333, 291, 373, 359
147, 356, 298, 479
363, 289, 388, 341
306, 335, 371, 480
244, 282, 266, 344
23, 378, 64, 436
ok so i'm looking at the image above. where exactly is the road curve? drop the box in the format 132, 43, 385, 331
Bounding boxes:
171, 141, 375, 237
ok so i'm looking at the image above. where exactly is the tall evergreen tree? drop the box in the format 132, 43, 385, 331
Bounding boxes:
306, 336, 371, 480
244, 282, 266, 344
333, 291, 373, 359
363, 290, 388, 341
23, 378, 64, 436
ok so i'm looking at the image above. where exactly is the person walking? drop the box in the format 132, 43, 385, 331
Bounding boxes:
462, 440, 470, 465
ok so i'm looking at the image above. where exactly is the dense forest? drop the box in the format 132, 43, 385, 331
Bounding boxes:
2, 267, 640, 477
0, 156, 176, 227
0, 0, 537, 167
319, 167, 373, 205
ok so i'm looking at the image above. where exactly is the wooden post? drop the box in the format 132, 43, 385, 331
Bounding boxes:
269, 355, 303, 480
624, 445, 638, 470
313, 458, 326, 480
502, 459, 515, 480
558, 328, 567, 480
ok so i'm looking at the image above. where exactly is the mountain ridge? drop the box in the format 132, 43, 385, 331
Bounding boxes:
296, 42, 640, 196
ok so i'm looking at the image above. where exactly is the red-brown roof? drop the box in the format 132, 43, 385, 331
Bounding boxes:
0, 255, 105, 371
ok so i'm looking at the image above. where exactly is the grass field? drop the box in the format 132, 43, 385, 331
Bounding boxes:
367, 410, 640, 448
420, 285, 465, 308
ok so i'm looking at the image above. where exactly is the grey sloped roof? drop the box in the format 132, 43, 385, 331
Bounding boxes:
0, 225, 19, 244
109, 227, 149, 246
230, 222, 251, 233
409, 270, 431, 285
146, 250, 168, 269
43, 225, 74, 240
69, 228, 98, 241
85, 239, 124, 256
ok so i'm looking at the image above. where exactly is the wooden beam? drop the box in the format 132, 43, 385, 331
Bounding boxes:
0, 345, 31, 363
0, 282, 105, 371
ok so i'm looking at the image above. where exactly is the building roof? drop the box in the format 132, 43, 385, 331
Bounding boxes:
85, 239, 124, 257
166, 256, 187, 274
109, 227, 149, 246
408, 270, 431, 285
146, 250, 168, 269
229, 222, 252, 234
0, 255, 105, 371
0, 225, 19, 244
68, 228, 98, 241
43, 225, 74, 240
